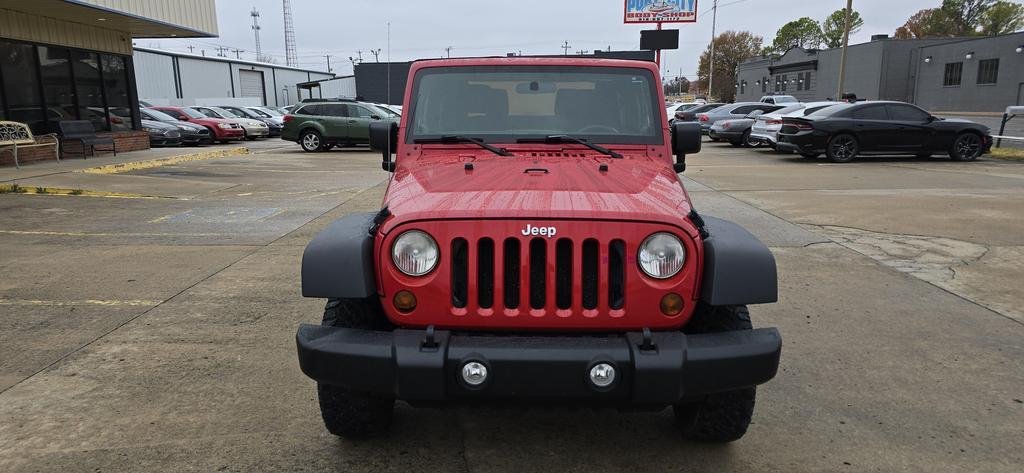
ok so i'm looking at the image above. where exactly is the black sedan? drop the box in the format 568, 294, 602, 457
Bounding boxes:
776, 101, 991, 162
674, 103, 725, 122
141, 119, 182, 147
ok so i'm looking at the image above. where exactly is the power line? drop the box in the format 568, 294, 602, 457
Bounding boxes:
561, 40, 572, 55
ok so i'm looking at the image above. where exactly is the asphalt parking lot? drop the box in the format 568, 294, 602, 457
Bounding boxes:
1, 140, 1022, 472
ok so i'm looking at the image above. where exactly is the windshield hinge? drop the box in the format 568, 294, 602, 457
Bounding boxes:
369, 206, 391, 235
688, 209, 710, 239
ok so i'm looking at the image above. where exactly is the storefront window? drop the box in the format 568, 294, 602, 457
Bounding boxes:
71, 50, 107, 131
101, 54, 133, 131
0, 41, 44, 132
38, 46, 78, 133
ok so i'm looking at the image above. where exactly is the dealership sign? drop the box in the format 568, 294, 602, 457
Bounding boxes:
624, 0, 698, 24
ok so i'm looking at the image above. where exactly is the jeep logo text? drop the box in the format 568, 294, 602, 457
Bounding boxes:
521, 224, 557, 238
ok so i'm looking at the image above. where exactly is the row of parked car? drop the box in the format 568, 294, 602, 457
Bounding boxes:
668, 98, 992, 163
138, 103, 293, 147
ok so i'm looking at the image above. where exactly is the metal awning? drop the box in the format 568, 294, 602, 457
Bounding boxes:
3, 0, 215, 38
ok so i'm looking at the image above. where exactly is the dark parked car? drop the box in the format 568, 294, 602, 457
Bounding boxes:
140, 108, 213, 145
141, 119, 181, 147
674, 103, 724, 123
776, 101, 992, 162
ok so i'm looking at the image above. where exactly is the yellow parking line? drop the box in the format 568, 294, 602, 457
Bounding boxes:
76, 147, 251, 175
0, 185, 167, 199
0, 230, 223, 237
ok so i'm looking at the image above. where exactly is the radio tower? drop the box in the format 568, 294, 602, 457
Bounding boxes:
282, 0, 298, 67
250, 7, 262, 62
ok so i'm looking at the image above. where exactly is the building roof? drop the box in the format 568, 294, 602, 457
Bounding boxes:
8, 0, 217, 38
133, 46, 334, 75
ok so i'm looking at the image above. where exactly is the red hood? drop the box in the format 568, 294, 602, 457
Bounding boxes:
381, 151, 693, 231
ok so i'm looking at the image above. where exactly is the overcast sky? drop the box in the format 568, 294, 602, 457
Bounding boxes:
143, 0, 945, 79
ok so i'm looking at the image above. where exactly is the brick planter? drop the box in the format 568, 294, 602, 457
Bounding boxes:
0, 130, 151, 167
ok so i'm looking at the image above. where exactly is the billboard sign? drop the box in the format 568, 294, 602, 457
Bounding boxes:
624, 0, 698, 24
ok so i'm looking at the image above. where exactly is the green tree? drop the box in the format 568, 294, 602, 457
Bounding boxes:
978, 0, 1024, 35
821, 8, 865, 48
768, 17, 823, 55
940, 0, 995, 35
894, 8, 957, 38
697, 31, 764, 102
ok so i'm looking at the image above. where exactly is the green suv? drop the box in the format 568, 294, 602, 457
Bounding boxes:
281, 100, 401, 152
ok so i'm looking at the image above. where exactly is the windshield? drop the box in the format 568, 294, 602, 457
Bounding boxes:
407, 66, 662, 145
807, 103, 853, 117
774, 104, 804, 115
223, 107, 252, 118
258, 107, 284, 117
142, 108, 177, 122
181, 107, 208, 119
248, 108, 272, 118
209, 107, 239, 118
374, 105, 401, 118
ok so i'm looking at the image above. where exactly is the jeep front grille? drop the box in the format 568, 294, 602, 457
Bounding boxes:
450, 236, 626, 314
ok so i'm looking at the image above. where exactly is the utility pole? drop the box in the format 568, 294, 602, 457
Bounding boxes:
231, 48, 244, 59
370, 48, 381, 62
445, 46, 452, 58
323, 54, 333, 72
215, 46, 229, 57
561, 40, 572, 55
356, 50, 363, 63
836, 0, 853, 99
251, 7, 263, 62
708, 0, 718, 100
186, 45, 195, 54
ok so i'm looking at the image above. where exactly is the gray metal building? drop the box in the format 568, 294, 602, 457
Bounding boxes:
735, 32, 1024, 113
133, 47, 334, 108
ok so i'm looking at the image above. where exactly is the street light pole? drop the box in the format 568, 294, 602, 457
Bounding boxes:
708, 0, 718, 100
836, 0, 853, 99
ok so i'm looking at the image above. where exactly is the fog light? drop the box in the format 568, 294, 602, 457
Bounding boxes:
461, 361, 488, 386
393, 290, 417, 312
660, 293, 684, 316
589, 363, 616, 388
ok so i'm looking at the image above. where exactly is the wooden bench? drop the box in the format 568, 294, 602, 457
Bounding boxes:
59, 120, 117, 159
0, 121, 60, 169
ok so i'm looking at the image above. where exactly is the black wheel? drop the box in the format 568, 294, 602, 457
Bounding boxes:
826, 134, 858, 163
729, 140, 743, 147
742, 130, 757, 148
950, 133, 983, 161
673, 304, 756, 442
300, 130, 324, 152
316, 298, 395, 439
800, 152, 820, 159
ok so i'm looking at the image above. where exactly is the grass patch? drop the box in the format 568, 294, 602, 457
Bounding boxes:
69, 188, 84, 195
35, 186, 48, 194
0, 183, 26, 194
989, 148, 1024, 161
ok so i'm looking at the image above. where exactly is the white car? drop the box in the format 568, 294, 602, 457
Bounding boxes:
750, 101, 841, 148
666, 102, 703, 122
193, 106, 270, 140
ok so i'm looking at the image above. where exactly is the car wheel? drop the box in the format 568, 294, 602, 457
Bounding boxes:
950, 133, 983, 161
729, 140, 743, 147
674, 303, 756, 442
826, 134, 858, 163
316, 298, 395, 439
742, 130, 757, 148
800, 152, 821, 159
300, 130, 324, 152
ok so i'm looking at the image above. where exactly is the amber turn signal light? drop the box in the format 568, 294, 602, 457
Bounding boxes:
393, 290, 417, 313
660, 293, 684, 316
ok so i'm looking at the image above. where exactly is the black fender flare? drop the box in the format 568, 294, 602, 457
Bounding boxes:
301, 212, 376, 299
700, 216, 778, 306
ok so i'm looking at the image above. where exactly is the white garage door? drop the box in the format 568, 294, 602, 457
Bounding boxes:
238, 69, 265, 104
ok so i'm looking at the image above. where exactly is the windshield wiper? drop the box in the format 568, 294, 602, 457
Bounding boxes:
413, 135, 512, 156
516, 135, 623, 159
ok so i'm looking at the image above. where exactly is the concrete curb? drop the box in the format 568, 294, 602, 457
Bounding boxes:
75, 147, 251, 175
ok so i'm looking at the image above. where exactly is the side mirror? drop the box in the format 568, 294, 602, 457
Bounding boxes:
671, 121, 702, 173
369, 120, 398, 172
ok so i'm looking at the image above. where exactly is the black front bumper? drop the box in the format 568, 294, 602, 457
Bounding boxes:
296, 325, 781, 405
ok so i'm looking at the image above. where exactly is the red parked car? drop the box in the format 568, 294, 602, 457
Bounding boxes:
295, 57, 782, 443
148, 106, 244, 143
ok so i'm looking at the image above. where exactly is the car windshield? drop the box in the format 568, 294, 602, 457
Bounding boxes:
407, 66, 661, 145
806, 103, 854, 117
223, 107, 252, 117
774, 104, 804, 115
210, 107, 239, 118
247, 108, 272, 118
143, 108, 177, 121
374, 105, 401, 118
181, 107, 208, 119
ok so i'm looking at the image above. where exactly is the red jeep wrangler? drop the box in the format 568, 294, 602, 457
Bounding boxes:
296, 57, 781, 442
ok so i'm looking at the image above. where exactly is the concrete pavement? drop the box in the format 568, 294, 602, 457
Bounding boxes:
0, 140, 1022, 472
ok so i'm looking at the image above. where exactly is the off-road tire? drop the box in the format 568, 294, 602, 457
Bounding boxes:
300, 130, 324, 152
316, 298, 395, 439
949, 132, 983, 161
826, 134, 858, 163
673, 303, 756, 442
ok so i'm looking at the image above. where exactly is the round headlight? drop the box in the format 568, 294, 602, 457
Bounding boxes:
392, 230, 439, 276
638, 232, 686, 279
